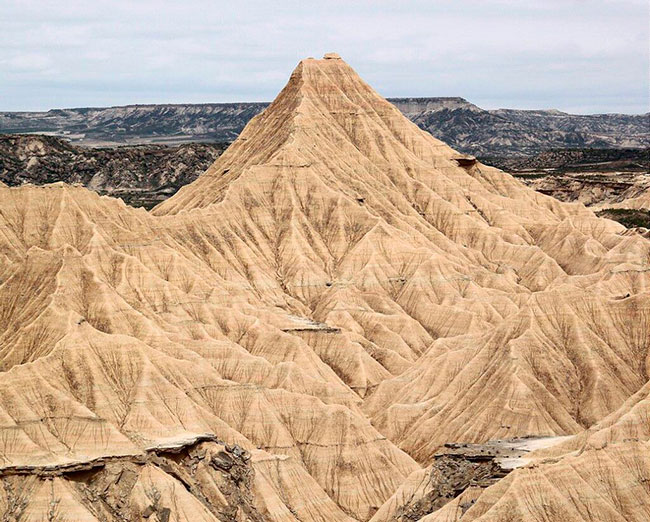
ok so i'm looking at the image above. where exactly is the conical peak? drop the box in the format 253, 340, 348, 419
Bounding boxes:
272, 53, 377, 119
296, 53, 357, 86
287, 53, 376, 103
303, 52, 343, 62
154, 52, 457, 214
294, 52, 351, 77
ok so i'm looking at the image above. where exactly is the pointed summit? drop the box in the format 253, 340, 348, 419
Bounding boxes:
1, 52, 649, 521
154, 53, 456, 214
148, 57, 649, 470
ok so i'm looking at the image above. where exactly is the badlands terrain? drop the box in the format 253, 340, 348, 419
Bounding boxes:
2, 136, 647, 228
0, 54, 649, 521
488, 149, 650, 230
0, 134, 228, 208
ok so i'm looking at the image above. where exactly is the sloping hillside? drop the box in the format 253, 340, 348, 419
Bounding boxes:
0, 54, 648, 521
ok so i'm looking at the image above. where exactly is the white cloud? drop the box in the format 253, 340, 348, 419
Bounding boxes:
0, 0, 647, 113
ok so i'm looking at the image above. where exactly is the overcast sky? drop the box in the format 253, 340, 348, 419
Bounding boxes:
1, 0, 648, 113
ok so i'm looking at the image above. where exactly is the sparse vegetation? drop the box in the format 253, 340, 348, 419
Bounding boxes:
597, 208, 650, 229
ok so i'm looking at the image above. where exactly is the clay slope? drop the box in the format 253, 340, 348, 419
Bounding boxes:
418, 441, 650, 522
0, 54, 649, 520
602, 191, 650, 211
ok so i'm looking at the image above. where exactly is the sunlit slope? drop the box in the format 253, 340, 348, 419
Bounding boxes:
155, 53, 650, 449
0, 183, 417, 521
0, 54, 648, 521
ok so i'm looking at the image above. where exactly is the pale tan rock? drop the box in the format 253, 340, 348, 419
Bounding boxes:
424, 442, 650, 522
600, 190, 650, 210
0, 54, 648, 520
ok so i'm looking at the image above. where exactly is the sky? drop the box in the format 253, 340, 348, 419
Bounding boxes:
1, 0, 648, 114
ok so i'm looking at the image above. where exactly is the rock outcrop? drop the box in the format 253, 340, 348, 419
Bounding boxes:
0, 134, 227, 208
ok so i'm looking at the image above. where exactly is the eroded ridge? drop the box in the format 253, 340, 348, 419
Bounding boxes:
0, 54, 649, 521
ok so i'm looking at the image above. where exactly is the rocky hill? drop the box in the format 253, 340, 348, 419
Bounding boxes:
0, 134, 227, 208
1, 53, 648, 521
2, 97, 647, 156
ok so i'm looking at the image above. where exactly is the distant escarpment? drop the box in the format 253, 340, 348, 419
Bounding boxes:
2, 97, 648, 156
483, 147, 649, 173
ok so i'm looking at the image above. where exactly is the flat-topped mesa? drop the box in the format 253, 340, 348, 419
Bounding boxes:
153, 53, 457, 215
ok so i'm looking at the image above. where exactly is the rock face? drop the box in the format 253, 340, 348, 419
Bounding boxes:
0, 437, 266, 521
2, 100, 647, 155
0, 134, 227, 208
0, 54, 649, 521
0, 102, 269, 145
